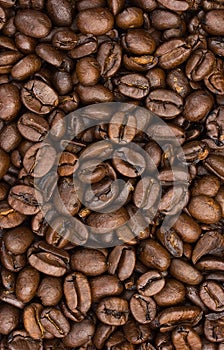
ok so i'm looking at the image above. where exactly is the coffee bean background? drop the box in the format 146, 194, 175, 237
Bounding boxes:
0, 0, 224, 349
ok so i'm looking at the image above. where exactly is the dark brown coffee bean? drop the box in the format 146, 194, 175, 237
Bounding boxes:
0, 148, 10, 179
166, 68, 191, 98
15, 32, 37, 54
40, 307, 70, 338
154, 279, 185, 307
116, 7, 144, 29
137, 270, 166, 297
71, 248, 107, 276
146, 89, 183, 119
108, 245, 135, 281
3, 226, 33, 254
97, 41, 122, 78
76, 56, 100, 86
8, 185, 43, 215
37, 277, 62, 306
90, 275, 123, 302
200, 281, 224, 311
15, 9, 52, 38
123, 318, 151, 345
204, 312, 224, 343
133, 177, 160, 210
0, 123, 22, 153
21, 80, 59, 114
113, 146, 146, 177
18, 113, 49, 142
0, 303, 20, 335
172, 325, 202, 350
188, 195, 222, 224
52, 30, 77, 51
0, 201, 26, 229
28, 250, 67, 277
204, 154, 224, 181
0, 83, 21, 121
130, 294, 156, 324
0, 50, 23, 74
172, 213, 201, 243
76, 84, 113, 104
121, 29, 156, 55
11, 54, 42, 81
157, 0, 191, 11
186, 49, 215, 81
116, 73, 149, 99
108, 111, 136, 144
63, 319, 95, 348
16, 266, 40, 303
157, 306, 203, 332
156, 228, 184, 258
155, 39, 191, 70
77, 8, 114, 36
183, 90, 214, 122
46, 0, 72, 26
204, 58, 224, 95
203, 10, 224, 35
170, 258, 203, 285
139, 239, 170, 271
96, 297, 129, 325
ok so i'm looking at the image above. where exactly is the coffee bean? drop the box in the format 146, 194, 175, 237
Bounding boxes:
96, 297, 129, 325
15, 9, 52, 38
146, 89, 183, 119
16, 267, 40, 303
0, 303, 20, 335
76, 8, 114, 36
46, 0, 72, 26
188, 195, 222, 224
0, 83, 21, 121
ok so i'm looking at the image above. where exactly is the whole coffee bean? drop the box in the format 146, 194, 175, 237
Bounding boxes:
172, 213, 201, 243
52, 30, 77, 51
28, 247, 68, 277
96, 297, 129, 325
71, 248, 107, 276
130, 294, 156, 324
150, 9, 181, 30
157, 306, 203, 332
11, 54, 42, 81
63, 319, 95, 348
69, 34, 98, 59
137, 270, 166, 297
76, 56, 100, 86
206, 106, 224, 146
123, 318, 151, 345
139, 239, 170, 271
0, 201, 26, 229
15, 9, 52, 38
16, 266, 40, 303
0, 303, 20, 335
133, 177, 161, 210
8, 185, 43, 215
116, 7, 144, 29
3, 226, 33, 254
0, 83, 21, 121
108, 245, 136, 281
21, 79, 58, 114
90, 275, 123, 302
0, 148, 10, 179
166, 68, 191, 98
97, 41, 122, 78
170, 258, 203, 285
200, 281, 224, 311
188, 195, 222, 224
76, 84, 113, 104
203, 10, 224, 35
121, 29, 156, 55
204, 312, 224, 342
7, 330, 43, 350
204, 154, 224, 181
64, 272, 91, 321
155, 39, 191, 70
172, 325, 202, 350
146, 89, 183, 119
0, 123, 22, 153
15, 32, 37, 54
18, 113, 49, 142
40, 307, 70, 338
116, 73, 150, 99
37, 277, 62, 306
46, 0, 72, 26
156, 228, 184, 258
183, 90, 214, 122
113, 146, 146, 177
35, 43, 66, 68
186, 49, 215, 81
154, 279, 185, 307
23, 142, 56, 177
76, 8, 114, 36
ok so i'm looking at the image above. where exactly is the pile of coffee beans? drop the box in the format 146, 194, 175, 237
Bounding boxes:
0, 0, 224, 349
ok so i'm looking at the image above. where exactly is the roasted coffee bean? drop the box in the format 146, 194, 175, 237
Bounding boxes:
8, 185, 43, 215
188, 195, 222, 224
0, 83, 21, 121
172, 325, 202, 350
76, 8, 114, 36
116, 7, 144, 29
21, 80, 59, 114
108, 245, 135, 281
16, 267, 40, 303
71, 248, 107, 276
121, 29, 156, 55
146, 89, 183, 119
139, 239, 170, 271
46, 0, 72, 26
186, 49, 215, 82
116, 73, 150, 99
97, 41, 122, 78
15, 9, 52, 38
203, 10, 224, 36
37, 277, 63, 306
63, 319, 95, 348
3, 226, 33, 254
113, 146, 146, 177
155, 39, 191, 70
90, 275, 123, 302
133, 177, 161, 210
0, 303, 20, 335
130, 294, 156, 324
96, 297, 129, 325
76, 56, 100, 86
170, 258, 203, 285
183, 90, 214, 122
18, 113, 49, 142
40, 307, 70, 338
